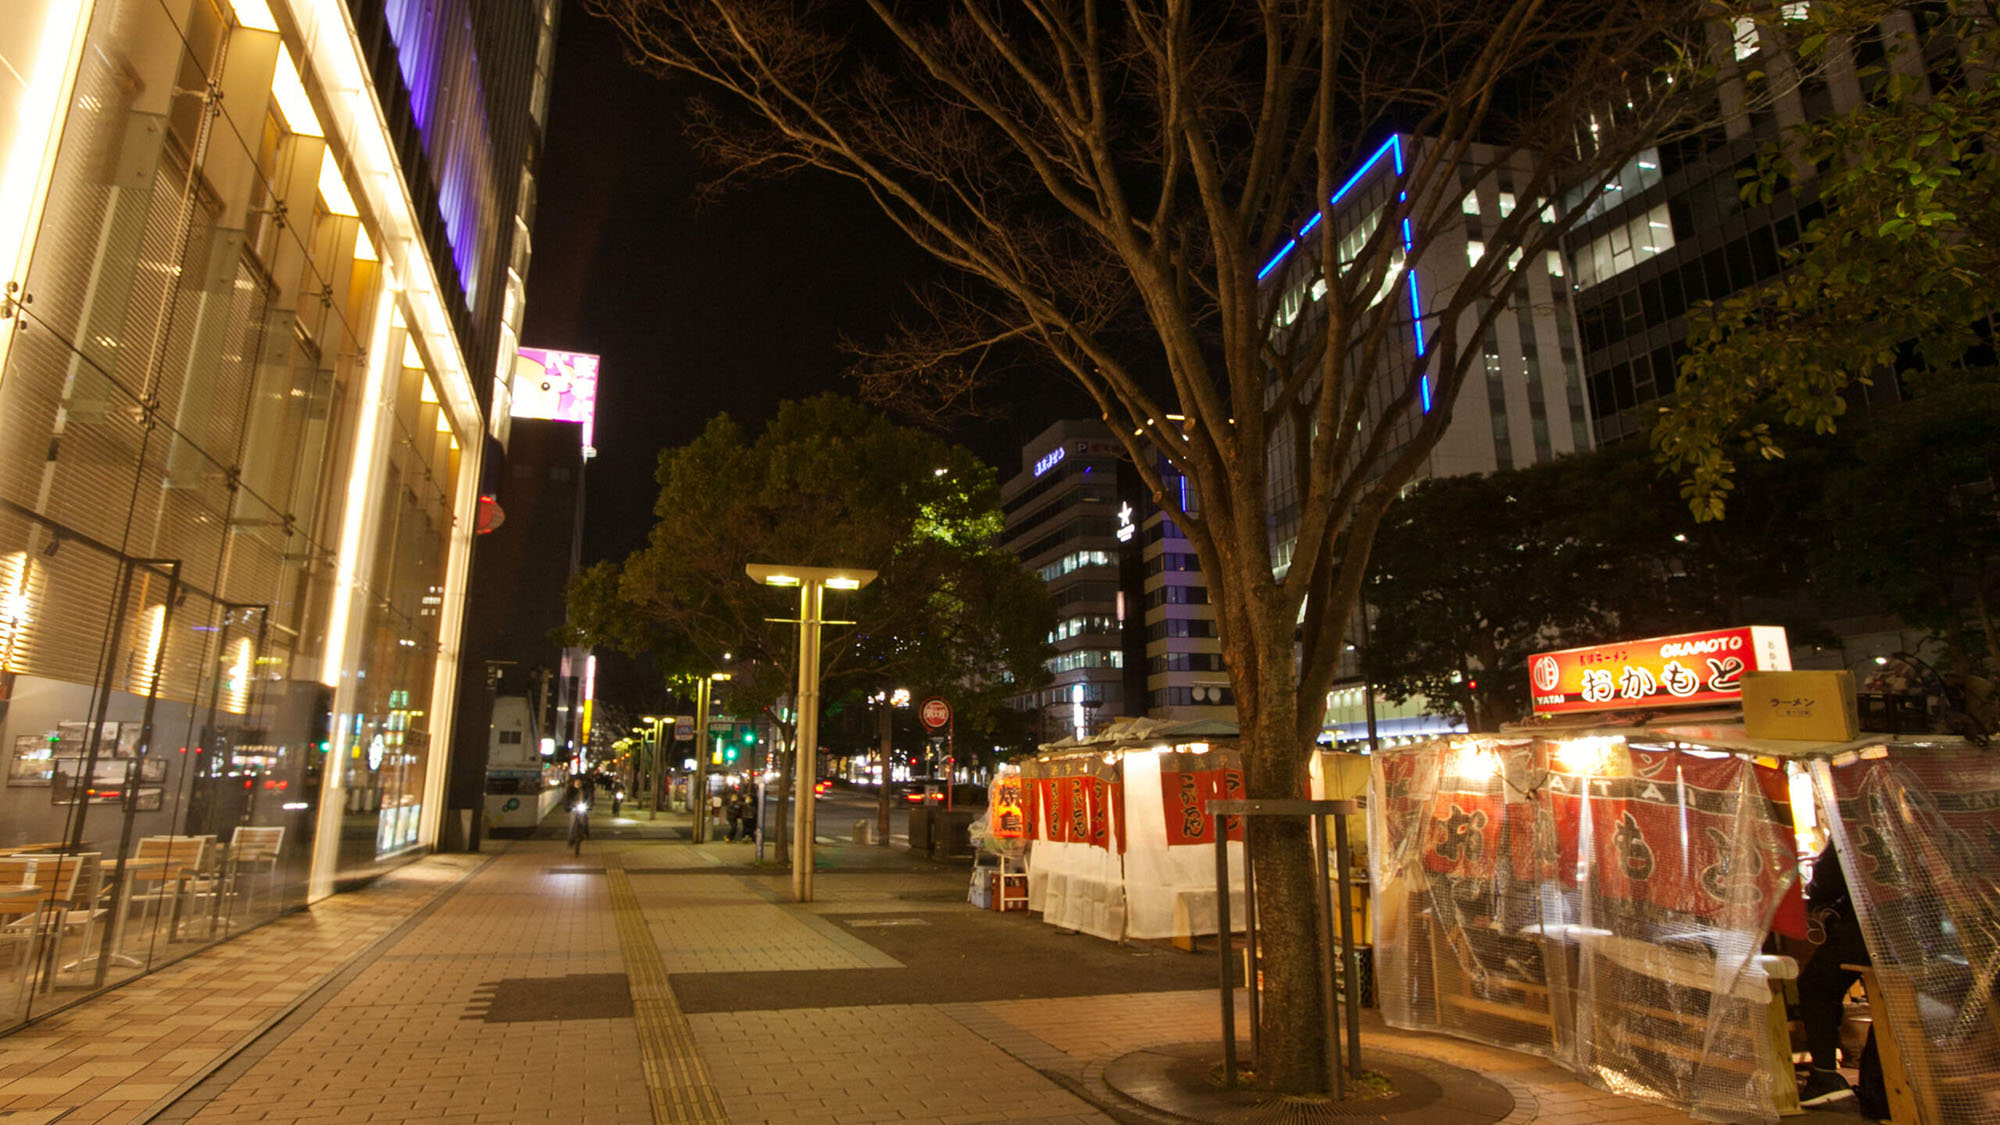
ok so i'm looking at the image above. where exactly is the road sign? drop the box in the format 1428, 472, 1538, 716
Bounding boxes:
919, 697, 951, 729
673, 715, 694, 740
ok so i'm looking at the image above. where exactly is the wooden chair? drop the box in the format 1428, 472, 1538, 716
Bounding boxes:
124, 836, 214, 945
0, 853, 103, 995
224, 825, 284, 922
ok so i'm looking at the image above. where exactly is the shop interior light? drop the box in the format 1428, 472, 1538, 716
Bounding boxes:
1452, 743, 1499, 782
1, 3, 87, 322
317, 150, 358, 217
1786, 764, 1820, 854
1554, 737, 1619, 776
319, 285, 399, 687
130, 604, 167, 694
230, 0, 281, 30
268, 47, 321, 136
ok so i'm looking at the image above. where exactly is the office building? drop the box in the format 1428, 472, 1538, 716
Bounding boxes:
1001, 421, 1144, 742
1566, 8, 1962, 439
0, 0, 555, 1030
1122, 456, 1232, 721
1257, 134, 1596, 742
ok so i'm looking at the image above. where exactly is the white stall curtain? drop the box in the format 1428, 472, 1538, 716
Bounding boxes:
1017, 747, 1246, 941
1371, 736, 1805, 1123
1813, 745, 2000, 1125
1018, 753, 1125, 939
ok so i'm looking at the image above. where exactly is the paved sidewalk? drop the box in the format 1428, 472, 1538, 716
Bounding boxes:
0, 802, 1866, 1124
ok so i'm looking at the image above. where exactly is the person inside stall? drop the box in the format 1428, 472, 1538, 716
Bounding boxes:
1796, 842, 1882, 1110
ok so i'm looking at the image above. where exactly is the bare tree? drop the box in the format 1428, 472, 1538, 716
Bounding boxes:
587, 0, 1738, 1093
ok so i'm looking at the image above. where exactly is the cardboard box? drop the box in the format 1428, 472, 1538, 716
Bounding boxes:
1741, 670, 1859, 742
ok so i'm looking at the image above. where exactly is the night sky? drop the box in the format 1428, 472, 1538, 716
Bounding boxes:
520, 1, 1095, 570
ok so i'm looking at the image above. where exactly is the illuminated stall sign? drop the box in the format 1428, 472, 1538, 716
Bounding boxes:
1528, 626, 1790, 715
992, 775, 1025, 839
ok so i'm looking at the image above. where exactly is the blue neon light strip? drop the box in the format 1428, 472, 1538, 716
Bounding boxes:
1259, 136, 1399, 278
1259, 134, 1430, 413
1257, 239, 1299, 281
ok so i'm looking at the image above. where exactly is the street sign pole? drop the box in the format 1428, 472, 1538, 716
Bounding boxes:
919, 697, 952, 809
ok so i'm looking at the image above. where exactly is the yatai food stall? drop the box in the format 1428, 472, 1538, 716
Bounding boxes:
1014, 719, 1247, 942
1369, 626, 2000, 1123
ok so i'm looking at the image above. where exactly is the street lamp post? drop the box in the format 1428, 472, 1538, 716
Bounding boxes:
638, 716, 668, 818
688, 671, 730, 842
746, 563, 877, 903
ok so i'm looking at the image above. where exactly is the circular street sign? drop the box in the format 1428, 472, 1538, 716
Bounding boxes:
919, 697, 952, 729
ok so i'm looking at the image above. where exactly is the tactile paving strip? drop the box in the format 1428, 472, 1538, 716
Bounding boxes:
605, 854, 728, 1124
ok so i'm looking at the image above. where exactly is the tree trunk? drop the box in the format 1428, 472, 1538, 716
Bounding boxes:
1238, 633, 1326, 1094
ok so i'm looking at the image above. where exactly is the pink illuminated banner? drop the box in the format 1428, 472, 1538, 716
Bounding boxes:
512, 347, 600, 451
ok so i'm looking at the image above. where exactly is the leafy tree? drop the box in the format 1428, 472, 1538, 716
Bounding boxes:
1659, 2, 2000, 519
566, 394, 1054, 760
586, 0, 1740, 1091
1361, 442, 1823, 725
1807, 379, 2000, 675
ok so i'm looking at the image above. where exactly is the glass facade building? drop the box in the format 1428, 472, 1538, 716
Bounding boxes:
0, 0, 552, 1031
1564, 8, 1970, 440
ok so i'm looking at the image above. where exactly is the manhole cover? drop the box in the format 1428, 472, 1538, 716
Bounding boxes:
848, 917, 930, 928
466, 974, 633, 1023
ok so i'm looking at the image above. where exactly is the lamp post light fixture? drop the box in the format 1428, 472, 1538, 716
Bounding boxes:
639, 715, 673, 820
745, 563, 877, 903
688, 671, 731, 841
636, 718, 666, 816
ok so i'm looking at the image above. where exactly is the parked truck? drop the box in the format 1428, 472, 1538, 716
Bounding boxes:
484, 696, 563, 834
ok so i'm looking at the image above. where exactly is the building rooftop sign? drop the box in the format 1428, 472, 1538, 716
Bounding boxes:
1033, 445, 1067, 477
513, 347, 600, 456
1528, 626, 1791, 715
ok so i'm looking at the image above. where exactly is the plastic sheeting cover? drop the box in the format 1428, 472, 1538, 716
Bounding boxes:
1813, 747, 2000, 1125
1372, 737, 1803, 1123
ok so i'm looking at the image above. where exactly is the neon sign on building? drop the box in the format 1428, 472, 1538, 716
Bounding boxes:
1259, 134, 1431, 412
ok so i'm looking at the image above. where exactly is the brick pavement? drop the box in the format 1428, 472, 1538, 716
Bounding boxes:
0, 803, 1856, 1124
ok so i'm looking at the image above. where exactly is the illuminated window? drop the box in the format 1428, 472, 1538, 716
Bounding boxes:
1733, 16, 1760, 60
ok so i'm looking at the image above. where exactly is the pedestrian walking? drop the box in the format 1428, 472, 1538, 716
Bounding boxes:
611, 785, 623, 817
739, 791, 758, 843
725, 790, 743, 841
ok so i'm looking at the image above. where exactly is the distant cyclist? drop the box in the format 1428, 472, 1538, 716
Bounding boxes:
567, 777, 591, 856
